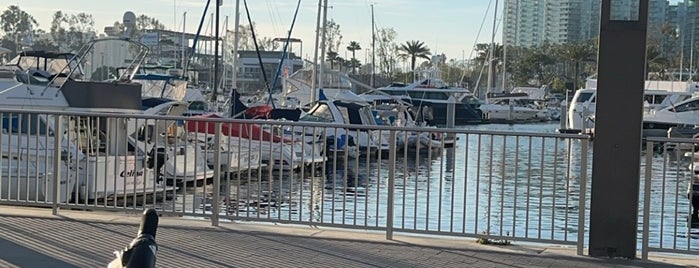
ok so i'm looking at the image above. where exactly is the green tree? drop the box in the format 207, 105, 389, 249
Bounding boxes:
346, 41, 361, 74
398, 40, 431, 71
376, 28, 399, 77
323, 19, 342, 55
31, 29, 57, 51
50, 11, 96, 52
558, 41, 596, 91
258, 36, 280, 51
326, 50, 339, 69
136, 15, 166, 31
0, 5, 38, 56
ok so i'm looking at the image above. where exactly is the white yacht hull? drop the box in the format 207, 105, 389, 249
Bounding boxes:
0, 164, 75, 203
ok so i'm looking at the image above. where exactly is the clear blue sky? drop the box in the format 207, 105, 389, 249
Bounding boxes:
7, 0, 498, 62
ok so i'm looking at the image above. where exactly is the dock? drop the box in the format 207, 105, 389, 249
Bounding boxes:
0, 206, 695, 268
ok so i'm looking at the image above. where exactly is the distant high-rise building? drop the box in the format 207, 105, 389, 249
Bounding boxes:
503, 0, 671, 47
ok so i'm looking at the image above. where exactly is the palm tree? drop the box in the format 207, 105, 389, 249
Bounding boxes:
346, 41, 361, 74
326, 50, 339, 70
558, 41, 597, 92
398, 40, 431, 71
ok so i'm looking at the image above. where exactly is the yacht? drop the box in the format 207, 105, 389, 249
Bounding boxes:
186, 113, 323, 171
0, 38, 172, 202
643, 95, 699, 137
374, 68, 483, 126
299, 90, 388, 155
566, 79, 697, 132
480, 90, 550, 122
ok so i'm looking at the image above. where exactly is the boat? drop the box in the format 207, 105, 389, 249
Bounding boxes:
374, 68, 483, 126
357, 92, 454, 151
0, 38, 172, 202
480, 91, 550, 122
186, 113, 325, 171
299, 90, 388, 155
566, 79, 697, 133
136, 97, 215, 183
643, 95, 699, 137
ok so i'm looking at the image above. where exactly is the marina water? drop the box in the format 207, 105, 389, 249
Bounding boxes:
172, 122, 696, 251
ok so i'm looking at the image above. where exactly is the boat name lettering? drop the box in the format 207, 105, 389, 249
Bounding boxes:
120, 169, 144, 177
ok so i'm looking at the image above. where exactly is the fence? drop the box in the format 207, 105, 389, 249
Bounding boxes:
0, 108, 695, 258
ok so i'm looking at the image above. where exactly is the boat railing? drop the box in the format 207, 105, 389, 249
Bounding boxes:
40, 38, 150, 96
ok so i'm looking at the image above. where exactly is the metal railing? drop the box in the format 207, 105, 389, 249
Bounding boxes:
642, 137, 699, 258
2, 108, 695, 257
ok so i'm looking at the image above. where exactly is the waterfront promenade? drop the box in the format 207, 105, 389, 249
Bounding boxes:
0, 206, 695, 268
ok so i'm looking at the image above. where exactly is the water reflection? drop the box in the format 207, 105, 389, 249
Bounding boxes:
169, 122, 695, 251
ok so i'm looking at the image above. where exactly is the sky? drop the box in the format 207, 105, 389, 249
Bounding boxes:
6, 0, 497, 63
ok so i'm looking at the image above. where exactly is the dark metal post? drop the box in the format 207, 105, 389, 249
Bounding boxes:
589, 0, 648, 259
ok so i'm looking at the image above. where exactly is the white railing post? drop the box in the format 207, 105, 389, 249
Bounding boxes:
52, 115, 63, 215
211, 122, 222, 226
577, 137, 589, 255
386, 129, 396, 240
641, 141, 653, 260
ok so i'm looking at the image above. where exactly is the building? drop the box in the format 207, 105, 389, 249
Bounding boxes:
236, 50, 304, 94
503, 0, 671, 47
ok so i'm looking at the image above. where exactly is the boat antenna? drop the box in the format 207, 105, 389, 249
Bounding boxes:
266, 0, 303, 109
243, 0, 272, 105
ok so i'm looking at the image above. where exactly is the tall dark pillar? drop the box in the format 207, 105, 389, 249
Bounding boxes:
589, 0, 648, 259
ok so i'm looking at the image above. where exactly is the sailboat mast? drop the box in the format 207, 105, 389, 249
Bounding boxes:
212, 0, 220, 102
232, 0, 240, 92
319, 0, 328, 93
486, 0, 498, 99
181, 12, 186, 72
371, 4, 375, 88
220, 15, 228, 90
311, 0, 322, 103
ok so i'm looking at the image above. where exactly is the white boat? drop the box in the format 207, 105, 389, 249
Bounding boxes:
0, 38, 172, 202
566, 79, 697, 132
643, 95, 699, 137
186, 114, 325, 171
136, 97, 215, 184
299, 90, 388, 155
480, 91, 550, 122
358, 93, 454, 150
191, 133, 265, 173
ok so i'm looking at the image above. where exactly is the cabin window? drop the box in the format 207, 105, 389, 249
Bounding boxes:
407, 91, 449, 100
672, 100, 699, 113
188, 101, 207, 111
577, 92, 595, 103
1, 113, 50, 135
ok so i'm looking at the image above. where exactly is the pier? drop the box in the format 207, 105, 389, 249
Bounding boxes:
0, 206, 695, 267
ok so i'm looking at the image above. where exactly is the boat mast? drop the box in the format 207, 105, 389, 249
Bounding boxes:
371, 4, 376, 88
319, 0, 328, 95
181, 12, 186, 73
486, 0, 498, 101
310, 0, 322, 104
232, 0, 240, 93
211, 0, 220, 103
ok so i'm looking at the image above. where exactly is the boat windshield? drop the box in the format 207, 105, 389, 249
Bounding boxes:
576, 92, 595, 103
8, 52, 82, 77
300, 104, 334, 123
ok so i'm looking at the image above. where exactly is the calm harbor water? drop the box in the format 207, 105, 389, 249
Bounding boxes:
172, 122, 697, 251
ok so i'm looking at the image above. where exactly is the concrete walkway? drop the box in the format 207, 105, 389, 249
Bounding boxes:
0, 206, 696, 268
